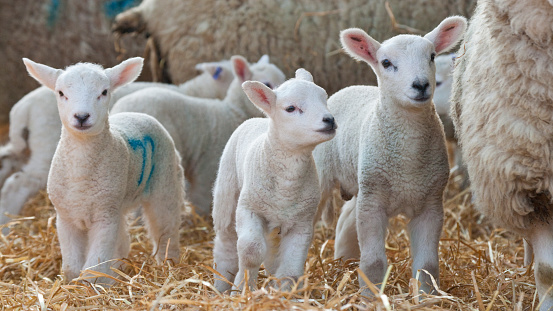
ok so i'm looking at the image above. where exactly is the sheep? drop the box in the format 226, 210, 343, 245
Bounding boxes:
111, 0, 476, 96
110, 55, 286, 215
0, 59, 233, 228
313, 16, 467, 295
450, 0, 553, 308
212, 68, 336, 293
1, 0, 146, 124
22, 57, 185, 285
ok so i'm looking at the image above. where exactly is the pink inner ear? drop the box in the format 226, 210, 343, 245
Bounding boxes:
254, 88, 269, 105
234, 60, 246, 81
435, 25, 459, 53
115, 64, 138, 86
347, 35, 377, 64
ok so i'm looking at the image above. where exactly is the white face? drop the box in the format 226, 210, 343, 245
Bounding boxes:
271, 80, 335, 149
374, 35, 437, 107
55, 66, 112, 136
433, 54, 455, 115
250, 62, 286, 90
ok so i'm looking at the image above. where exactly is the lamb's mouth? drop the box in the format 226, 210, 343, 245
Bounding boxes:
317, 128, 336, 135
74, 125, 92, 131
411, 95, 431, 102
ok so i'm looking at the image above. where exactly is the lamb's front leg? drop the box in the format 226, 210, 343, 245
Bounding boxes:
529, 224, 553, 311
234, 206, 266, 292
81, 219, 126, 285
56, 216, 87, 282
274, 222, 314, 291
356, 191, 388, 296
409, 195, 443, 294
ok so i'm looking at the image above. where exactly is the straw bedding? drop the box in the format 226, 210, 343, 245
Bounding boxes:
0, 163, 538, 310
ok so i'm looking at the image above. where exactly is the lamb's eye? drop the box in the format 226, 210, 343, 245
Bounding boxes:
285, 106, 296, 113
102, 89, 108, 96
264, 82, 272, 89
381, 59, 392, 69
436, 81, 442, 87
58, 91, 64, 97
431, 53, 436, 62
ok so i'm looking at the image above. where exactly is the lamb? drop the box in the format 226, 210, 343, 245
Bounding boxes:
212, 68, 336, 293
313, 16, 466, 294
450, 0, 553, 308
111, 0, 476, 96
22, 57, 185, 285
0, 59, 233, 228
110, 55, 286, 215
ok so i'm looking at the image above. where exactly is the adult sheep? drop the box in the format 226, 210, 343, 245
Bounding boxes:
111, 0, 476, 94
451, 0, 553, 309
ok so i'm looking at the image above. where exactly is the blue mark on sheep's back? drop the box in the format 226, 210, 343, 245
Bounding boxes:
128, 136, 155, 190
104, 0, 142, 19
47, 0, 61, 28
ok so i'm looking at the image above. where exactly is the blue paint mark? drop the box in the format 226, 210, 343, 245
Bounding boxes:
212, 66, 223, 80
104, 0, 141, 19
128, 135, 155, 189
47, 0, 60, 28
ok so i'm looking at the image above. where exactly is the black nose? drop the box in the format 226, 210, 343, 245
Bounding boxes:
412, 80, 430, 93
323, 116, 335, 128
74, 113, 90, 125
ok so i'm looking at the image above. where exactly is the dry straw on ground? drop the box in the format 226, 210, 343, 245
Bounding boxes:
0, 161, 539, 310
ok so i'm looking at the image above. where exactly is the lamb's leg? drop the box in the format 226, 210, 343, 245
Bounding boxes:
141, 200, 181, 264
234, 206, 266, 292
529, 224, 553, 311
213, 227, 239, 293
187, 172, 214, 216
356, 192, 388, 296
81, 220, 125, 285
56, 216, 87, 282
409, 196, 443, 294
524, 238, 534, 266
274, 223, 314, 291
334, 197, 361, 261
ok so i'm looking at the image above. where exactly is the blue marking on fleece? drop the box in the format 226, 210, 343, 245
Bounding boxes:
104, 0, 141, 19
47, 0, 60, 28
213, 66, 223, 80
128, 135, 155, 188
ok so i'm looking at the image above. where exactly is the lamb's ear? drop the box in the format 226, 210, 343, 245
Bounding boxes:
22, 58, 62, 91
340, 28, 381, 68
242, 81, 276, 115
257, 54, 269, 64
196, 62, 225, 80
105, 57, 143, 90
295, 68, 313, 82
425, 16, 467, 55
231, 55, 253, 83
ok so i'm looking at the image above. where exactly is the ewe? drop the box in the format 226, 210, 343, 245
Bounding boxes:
451, 0, 553, 308
0, 59, 231, 228
111, 55, 286, 215
314, 16, 466, 294
212, 69, 336, 293
23, 57, 185, 285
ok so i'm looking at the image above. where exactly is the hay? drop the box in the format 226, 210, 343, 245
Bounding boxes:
0, 153, 538, 310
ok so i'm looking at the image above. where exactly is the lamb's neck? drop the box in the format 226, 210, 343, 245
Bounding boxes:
264, 125, 315, 177
224, 81, 264, 121
59, 124, 114, 155
377, 93, 438, 132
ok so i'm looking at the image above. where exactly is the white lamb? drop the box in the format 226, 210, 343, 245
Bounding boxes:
22, 57, 185, 285
0, 59, 232, 228
451, 0, 553, 308
313, 16, 467, 294
111, 55, 286, 215
212, 68, 337, 293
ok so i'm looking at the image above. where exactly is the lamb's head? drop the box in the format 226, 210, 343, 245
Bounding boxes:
242, 68, 336, 150
340, 16, 466, 108
195, 60, 234, 98
433, 53, 456, 116
23, 57, 143, 136
230, 55, 286, 93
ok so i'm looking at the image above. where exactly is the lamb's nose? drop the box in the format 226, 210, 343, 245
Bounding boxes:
323, 115, 336, 129
74, 113, 90, 125
412, 80, 430, 93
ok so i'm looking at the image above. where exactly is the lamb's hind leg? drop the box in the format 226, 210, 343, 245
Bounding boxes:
142, 199, 181, 264
529, 224, 553, 311
409, 195, 444, 294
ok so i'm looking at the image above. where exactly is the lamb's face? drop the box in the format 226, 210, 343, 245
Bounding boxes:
433, 54, 455, 116
55, 65, 111, 136
376, 35, 437, 108
272, 80, 336, 149
250, 63, 286, 91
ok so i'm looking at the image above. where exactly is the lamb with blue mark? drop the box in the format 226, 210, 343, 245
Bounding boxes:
22, 56, 186, 285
